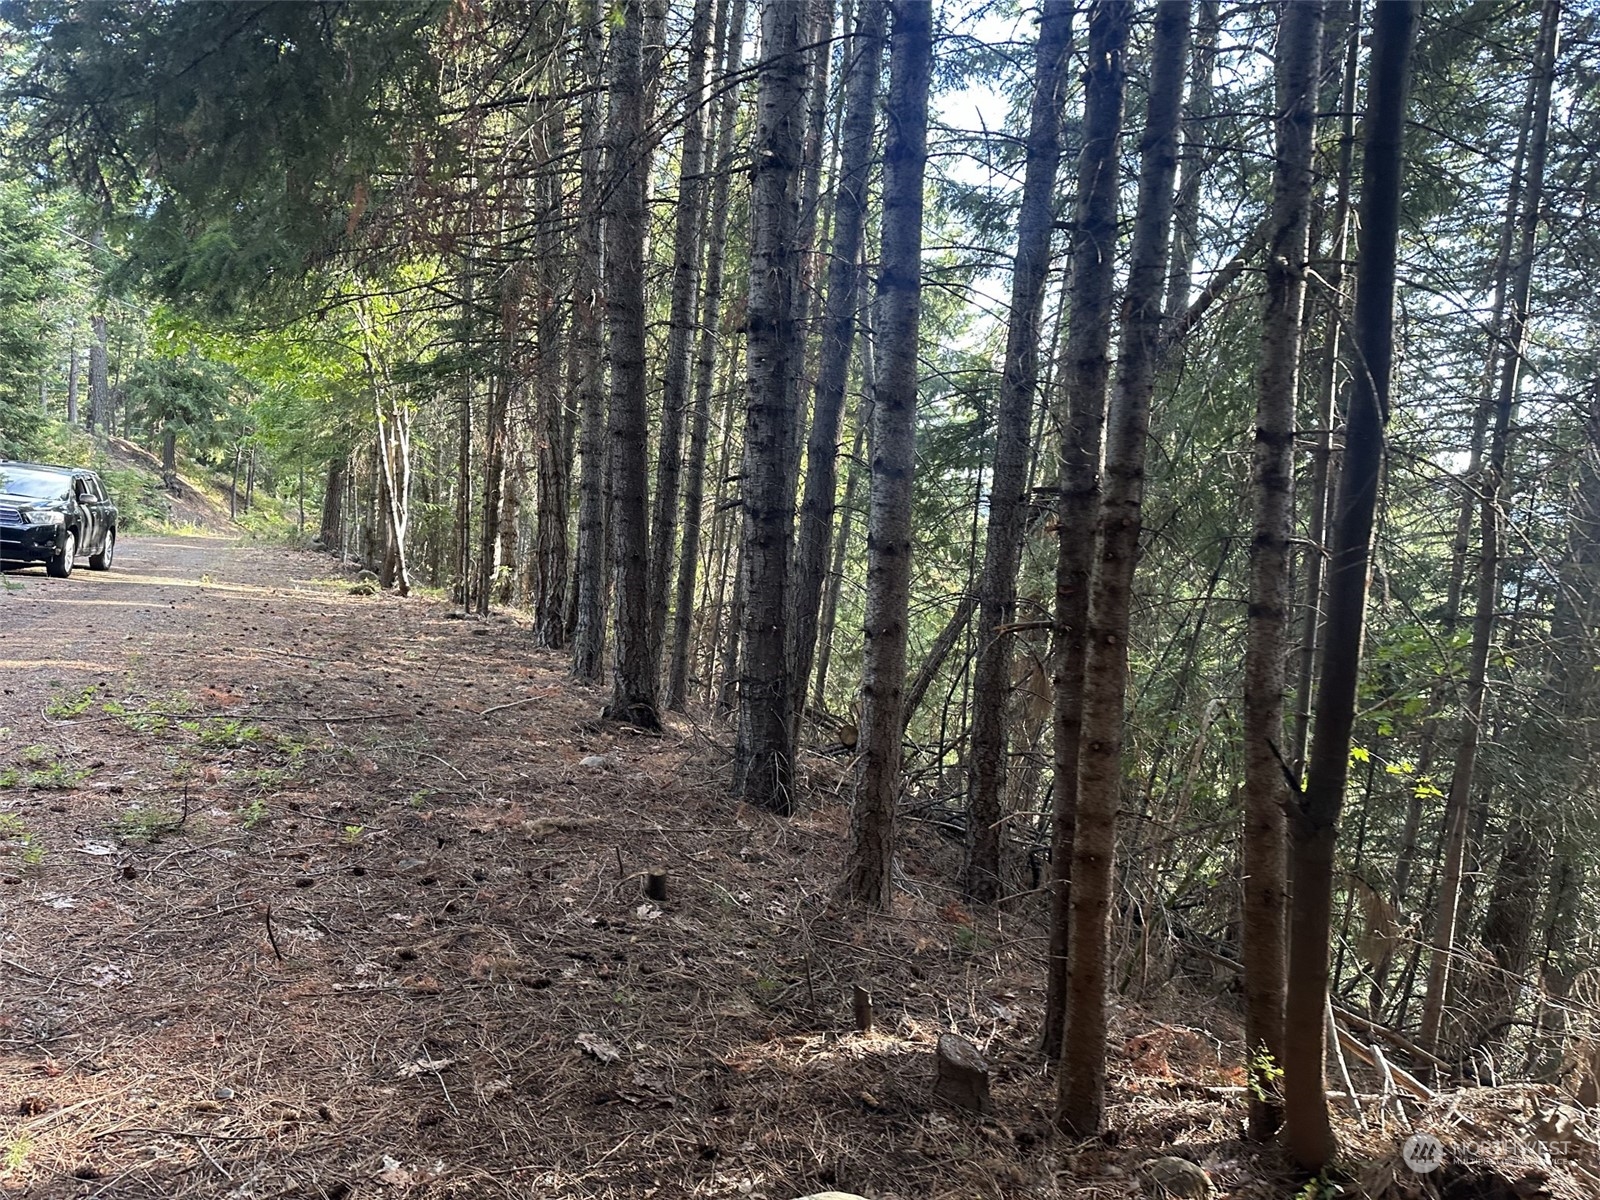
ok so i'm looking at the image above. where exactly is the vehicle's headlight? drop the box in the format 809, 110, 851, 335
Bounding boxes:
24, 511, 64, 526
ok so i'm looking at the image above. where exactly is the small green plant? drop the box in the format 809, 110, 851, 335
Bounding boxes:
19, 745, 52, 765
341, 823, 365, 844
3, 1133, 33, 1171
0, 768, 19, 789
196, 720, 263, 750
242, 797, 269, 829
113, 804, 184, 842
1247, 1047, 1284, 1104
45, 685, 99, 718
950, 923, 985, 955
29, 762, 88, 790
1294, 1172, 1345, 1200
0, 813, 44, 865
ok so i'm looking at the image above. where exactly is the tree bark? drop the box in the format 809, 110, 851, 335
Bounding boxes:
1041, 0, 1129, 1065
963, 0, 1075, 906
787, 0, 887, 732
1240, 0, 1323, 1141
571, 0, 611, 683
814, 406, 867, 715
1282, 0, 1417, 1171
602, 0, 661, 729
839, 0, 932, 907
734, 0, 809, 809
320, 457, 345, 551
1056, 0, 1189, 1138
65, 336, 79, 426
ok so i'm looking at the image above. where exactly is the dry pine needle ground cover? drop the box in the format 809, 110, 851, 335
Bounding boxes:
1, 538, 1595, 1200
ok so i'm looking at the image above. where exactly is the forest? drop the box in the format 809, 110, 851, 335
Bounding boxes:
2, 0, 1599, 1189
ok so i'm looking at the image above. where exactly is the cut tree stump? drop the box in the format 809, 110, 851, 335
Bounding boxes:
933, 1033, 991, 1113
644, 870, 668, 902
852, 985, 874, 1032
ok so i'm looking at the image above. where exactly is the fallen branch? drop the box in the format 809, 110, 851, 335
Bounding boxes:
1333, 1026, 1436, 1102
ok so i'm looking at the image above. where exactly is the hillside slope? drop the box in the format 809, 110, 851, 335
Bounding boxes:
0, 538, 1588, 1199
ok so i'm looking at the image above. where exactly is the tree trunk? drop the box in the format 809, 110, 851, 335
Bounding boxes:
1282, 1, 1417, 1171
668, 0, 750, 711
963, 0, 1075, 905
733, 0, 808, 809
372, 385, 413, 598
453, 265, 475, 608
786, 0, 887, 731
571, 0, 611, 683
602, 0, 661, 729
320, 458, 345, 551
1288, 2, 1361, 779
839, 0, 932, 907
88, 314, 109, 434
87, 230, 110, 434
1162, 0, 1218, 323
1419, 0, 1559, 1056
1041, 0, 1130, 1065
647, 0, 716, 676
534, 115, 571, 648
65, 337, 79, 426
902, 592, 977, 737
1240, 0, 1322, 1141
1056, 0, 1188, 1138
814, 407, 866, 715
780, 0, 836, 493
477, 301, 517, 615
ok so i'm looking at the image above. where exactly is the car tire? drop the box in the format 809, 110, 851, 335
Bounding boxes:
47, 531, 75, 578
89, 530, 115, 571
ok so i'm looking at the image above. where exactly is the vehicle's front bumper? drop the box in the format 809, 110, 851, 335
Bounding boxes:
0, 519, 65, 564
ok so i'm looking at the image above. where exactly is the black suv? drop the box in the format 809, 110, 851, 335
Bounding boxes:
0, 462, 118, 577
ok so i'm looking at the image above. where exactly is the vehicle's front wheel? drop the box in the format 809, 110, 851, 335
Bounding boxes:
47, 531, 75, 578
89, 529, 115, 571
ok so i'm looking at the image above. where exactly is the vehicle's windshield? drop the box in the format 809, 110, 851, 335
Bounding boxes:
0, 468, 70, 501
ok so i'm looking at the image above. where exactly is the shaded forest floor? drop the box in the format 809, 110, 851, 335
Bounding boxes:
0, 540, 1593, 1199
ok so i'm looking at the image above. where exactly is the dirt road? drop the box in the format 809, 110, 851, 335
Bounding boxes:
0, 536, 1065, 1200
0, 535, 708, 1198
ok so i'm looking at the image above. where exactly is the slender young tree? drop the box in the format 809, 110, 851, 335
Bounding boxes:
1420, 0, 1560, 1055
1282, 0, 1418, 1170
734, 0, 808, 808
1240, 0, 1323, 1141
530, 93, 570, 646
669, 0, 749, 711
571, 1, 611, 682
1058, 0, 1189, 1138
602, 0, 661, 728
840, 0, 933, 908
1288, 2, 1361, 778
787, 0, 887, 731
1041, 0, 1130, 1063
647, 0, 716, 675
963, 0, 1075, 905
